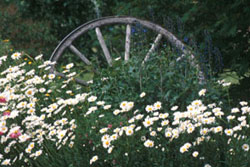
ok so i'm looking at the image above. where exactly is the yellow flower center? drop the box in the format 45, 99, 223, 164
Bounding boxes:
27, 90, 32, 95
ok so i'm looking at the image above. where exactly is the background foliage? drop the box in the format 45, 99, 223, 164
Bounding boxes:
0, 1, 250, 165
0, 0, 249, 100
1, 39, 248, 166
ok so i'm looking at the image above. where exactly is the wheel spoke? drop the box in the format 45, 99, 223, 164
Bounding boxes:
143, 34, 162, 63
125, 24, 131, 61
69, 44, 99, 74
95, 27, 112, 66
69, 45, 91, 65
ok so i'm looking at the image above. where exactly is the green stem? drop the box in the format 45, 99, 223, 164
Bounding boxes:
23, 52, 35, 62
227, 89, 231, 107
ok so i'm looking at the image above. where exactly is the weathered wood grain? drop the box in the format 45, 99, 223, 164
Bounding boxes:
125, 24, 131, 61
69, 45, 91, 65
95, 27, 112, 66
143, 33, 162, 64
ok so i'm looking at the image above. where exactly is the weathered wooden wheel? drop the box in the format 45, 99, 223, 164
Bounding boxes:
50, 16, 202, 85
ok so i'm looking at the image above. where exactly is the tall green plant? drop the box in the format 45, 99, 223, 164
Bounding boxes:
89, 47, 225, 111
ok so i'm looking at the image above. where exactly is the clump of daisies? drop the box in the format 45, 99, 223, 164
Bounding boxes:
84, 87, 250, 166
0, 52, 85, 166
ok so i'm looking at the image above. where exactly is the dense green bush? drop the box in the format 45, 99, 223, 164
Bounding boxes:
0, 2, 57, 57
89, 47, 225, 111
15, 0, 96, 39
110, 0, 250, 77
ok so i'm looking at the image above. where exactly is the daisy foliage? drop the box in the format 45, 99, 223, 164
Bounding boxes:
0, 48, 249, 167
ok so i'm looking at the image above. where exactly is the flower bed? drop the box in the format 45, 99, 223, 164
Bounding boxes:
0, 50, 249, 167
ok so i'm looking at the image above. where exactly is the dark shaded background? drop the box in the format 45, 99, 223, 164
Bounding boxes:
0, 0, 249, 100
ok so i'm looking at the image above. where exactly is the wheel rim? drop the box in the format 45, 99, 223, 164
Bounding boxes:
49, 16, 200, 85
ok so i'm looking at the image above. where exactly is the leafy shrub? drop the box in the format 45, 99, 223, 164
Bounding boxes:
110, 0, 250, 77
89, 47, 225, 110
3, 0, 250, 77
0, 2, 57, 57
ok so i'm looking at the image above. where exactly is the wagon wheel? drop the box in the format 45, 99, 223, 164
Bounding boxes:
50, 16, 204, 85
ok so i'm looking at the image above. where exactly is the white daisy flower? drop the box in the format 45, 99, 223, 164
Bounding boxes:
25, 88, 35, 97
154, 101, 162, 110
35, 54, 43, 60
88, 96, 97, 102
1, 159, 11, 165
90, 155, 98, 165
66, 63, 74, 69
192, 151, 199, 157
48, 74, 55, 80
171, 106, 178, 111
144, 139, 154, 148
11, 52, 21, 60
140, 92, 146, 98
125, 127, 134, 136
242, 144, 249, 151
103, 105, 111, 110
102, 139, 111, 148
145, 105, 154, 112
198, 89, 206, 96
35, 150, 43, 157
224, 129, 233, 136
